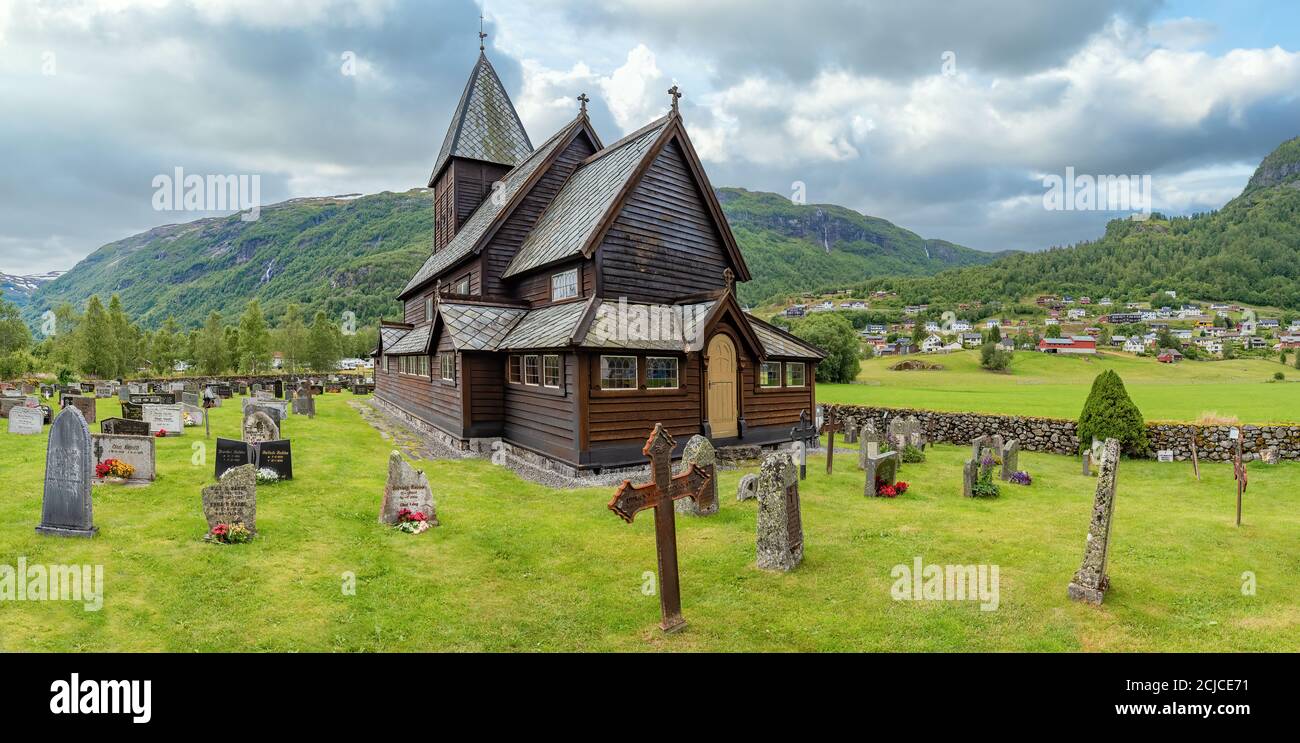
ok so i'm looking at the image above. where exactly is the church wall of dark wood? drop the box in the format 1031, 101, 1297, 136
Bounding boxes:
502, 353, 579, 461
597, 138, 732, 303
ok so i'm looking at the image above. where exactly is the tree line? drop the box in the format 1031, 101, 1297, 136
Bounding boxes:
0, 290, 377, 381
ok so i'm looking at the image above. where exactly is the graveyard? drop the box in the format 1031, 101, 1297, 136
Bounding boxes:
820, 350, 1300, 423
3, 393, 1298, 652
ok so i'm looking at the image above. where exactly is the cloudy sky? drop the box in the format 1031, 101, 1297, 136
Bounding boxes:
2, 0, 1298, 275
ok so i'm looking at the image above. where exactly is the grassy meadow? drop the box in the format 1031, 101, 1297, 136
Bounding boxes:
2, 394, 1297, 652
819, 350, 1300, 423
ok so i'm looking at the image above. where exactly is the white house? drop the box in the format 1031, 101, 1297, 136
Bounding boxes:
921, 334, 946, 353
951, 320, 972, 332
1123, 337, 1146, 354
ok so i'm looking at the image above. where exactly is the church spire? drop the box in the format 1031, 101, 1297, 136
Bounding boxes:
428, 46, 533, 187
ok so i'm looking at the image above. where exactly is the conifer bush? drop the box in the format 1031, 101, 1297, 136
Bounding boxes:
1076, 370, 1148, 456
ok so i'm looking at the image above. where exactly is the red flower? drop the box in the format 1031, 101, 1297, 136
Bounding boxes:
155, 429, 167, 438
896, 481, 910, 493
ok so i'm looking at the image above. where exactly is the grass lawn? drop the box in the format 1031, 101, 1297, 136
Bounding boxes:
819, 350, 1300, 423
2, 395, 1297, 652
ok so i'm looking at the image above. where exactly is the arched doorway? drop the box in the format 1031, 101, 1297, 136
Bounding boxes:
706, 334, 738, 438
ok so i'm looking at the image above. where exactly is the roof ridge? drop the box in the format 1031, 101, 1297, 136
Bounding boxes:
580, 115, 670, 166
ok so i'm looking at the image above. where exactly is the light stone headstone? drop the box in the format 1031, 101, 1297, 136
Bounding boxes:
36, 407, 97, 537
736, 473, 758, 502
962, 458, 978, 498
142, 403, 183, 436
755, 451, 802, 571
858, 422, 880, 470
180, 403, 205, 427
1068, 438, 1120, 605
863, 451, 899, 497
674, 435, 718, 516
1000, 439, 1020, 481
8, 405, 44, 435
1081, 450, 1092, 476
92, 433, 156, 483
203, 464, 257, 535
378, 451, 438, 525
242, 411, 279, 445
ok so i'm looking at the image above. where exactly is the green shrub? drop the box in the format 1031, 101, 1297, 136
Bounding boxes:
900, 444, 926, 463
1076, 370, 1148, 456
979, 342, 1011, 371
1274, 371, 1286, 381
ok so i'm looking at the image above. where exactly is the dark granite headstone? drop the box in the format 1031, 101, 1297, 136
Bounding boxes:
101, 417, 151, 437
256, 439, 293, 480
63, 395, 96, 424
215, 437, 253, 479
120, 401, 144, 421
36, 408, 97, 537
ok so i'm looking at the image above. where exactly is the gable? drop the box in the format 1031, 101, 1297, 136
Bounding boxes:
598, 137, 740, 303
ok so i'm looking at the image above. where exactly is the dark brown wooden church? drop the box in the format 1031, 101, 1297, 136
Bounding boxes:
374, 47, 824, 471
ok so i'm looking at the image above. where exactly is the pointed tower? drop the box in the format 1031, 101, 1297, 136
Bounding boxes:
429, 45, 533, 252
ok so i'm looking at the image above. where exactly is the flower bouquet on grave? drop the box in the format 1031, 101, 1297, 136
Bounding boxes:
876, 480, 910, 498
206, 522, 253, 544
154, 429, 167, 438
255, 468, 280, 485
182, 412, 197, 427
394, 508, 431, 534
94, 458, 135, 484
1008, 471, 1032, 486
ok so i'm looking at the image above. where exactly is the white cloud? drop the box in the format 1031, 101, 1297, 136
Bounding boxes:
599, 44, 666, 131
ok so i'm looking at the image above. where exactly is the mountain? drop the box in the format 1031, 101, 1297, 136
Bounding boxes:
869, 137, 1300, 311
22, 186, 1000, 329
717, 188, 1006, 305
1, 271, 64, 308
24, 192, 433, 329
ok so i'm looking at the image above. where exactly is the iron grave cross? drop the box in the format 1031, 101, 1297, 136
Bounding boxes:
789, 409, 818, 480
608, 424, 714, 633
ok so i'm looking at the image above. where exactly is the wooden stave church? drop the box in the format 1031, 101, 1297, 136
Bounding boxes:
374, 48, 825, 472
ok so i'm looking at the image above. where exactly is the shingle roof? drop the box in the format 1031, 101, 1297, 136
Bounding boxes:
403, 122, 578, 297
499, 301, 591, 350
503, 117, 670, 279
386, 324, 432, 355
438, 303, 528, 351
380, 326, 411, 353
430, 52, 532, 183
750, 318, 827, 359
580, 300, 715, 351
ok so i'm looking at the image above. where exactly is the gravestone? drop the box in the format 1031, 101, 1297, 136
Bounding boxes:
858, 421, 880, 470
202, 464, 257, 535
180, 403, 205, 427
863, 451, 899, 497
63, 395, 97, 424
962, 459, 978, 498
970, 435, 990, 463
182, 391, 201, 408
120, 401, 144, 421
142, 404, 183, 435
92, 433, 156, 483
1000, 439, 1020, 481
755, 452, 803, 571
844, 419, 858, 445
94, 383, 113, 399
1081, 451, 1093, 476
1156, 449, 1174, 463
118, 385, 131, 402
243, 411, 279, 445
131, 393, 175, 406
36, 408, 97, 537
273, 380, 285, 398
736, 473, 758, 502
1068, 438, 1121, 605
0, 397, 22, 418
674, 435, 719, 517
292, 387, 315, 417
8, 405, 44, 435
256, 439, 294, 480
379, 451, 438, 525
101, 417, 151, 437
215, 438, 253, 479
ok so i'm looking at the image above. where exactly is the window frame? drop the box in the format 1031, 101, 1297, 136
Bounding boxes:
785, 362, 806, 388
542, 354, 562, 388
507, 355, 522, 384
599, 355, 638, 391
759, 361, 783, 388
424, 296, 434, 323
550, 268, 579, 301
523, 355, 541, 387
645, 356, 679, 390
440, 353, 456, 383
454, 275, 471, 296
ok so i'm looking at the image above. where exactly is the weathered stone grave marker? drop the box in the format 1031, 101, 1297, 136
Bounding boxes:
756, 451, 803, 571
674, 435, 719, 516
202, 464, 257, 536
1068, 438, 1120, 605
36, 408, 97, 537
378, 451, 438, 525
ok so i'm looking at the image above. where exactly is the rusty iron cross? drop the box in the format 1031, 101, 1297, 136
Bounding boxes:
821, 406, 844, 475
608, 424, 714, 633
789, 409, 818, 480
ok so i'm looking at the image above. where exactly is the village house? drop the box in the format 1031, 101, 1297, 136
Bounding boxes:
920, 334, 946, 353
1123, 337, 1146, 354
374, 48, 824, 471
1038, 336, 1098, 355
960, 332, 984, 348
1157, 349, 1184, 364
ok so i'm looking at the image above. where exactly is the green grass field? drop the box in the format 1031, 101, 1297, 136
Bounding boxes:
2, 395, 1296, 651
819, 350, 1300, 423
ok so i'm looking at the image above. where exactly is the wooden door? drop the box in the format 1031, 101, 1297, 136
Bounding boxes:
707, 334, 738, 438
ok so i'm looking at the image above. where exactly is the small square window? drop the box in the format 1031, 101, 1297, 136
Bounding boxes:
455, 275, 470, 295
551, 269, 579, 301
524, 355, 540, 386
646, 357, 678, 389
786, 362, 806, 388
508, 355, 522, 384
760, 361, 782, 388
543, 355, 561, 388
600, 356, 637, 390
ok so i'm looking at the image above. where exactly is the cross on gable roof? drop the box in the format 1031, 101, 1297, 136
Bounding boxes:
429, 51, 534, 186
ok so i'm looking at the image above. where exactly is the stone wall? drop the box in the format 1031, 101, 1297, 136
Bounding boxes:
826, 405, 1300, 462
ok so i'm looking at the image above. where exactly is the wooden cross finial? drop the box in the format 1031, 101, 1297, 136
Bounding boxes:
722, 267, 735, 294
577, 93, 590, 114
668, 85, 682, 115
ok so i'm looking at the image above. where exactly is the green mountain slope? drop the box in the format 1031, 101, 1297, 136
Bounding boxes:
25, 191, 434, 328
718, 188, 1006, 305
25, 186, 1000, 329
870, 137, 1300, 310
